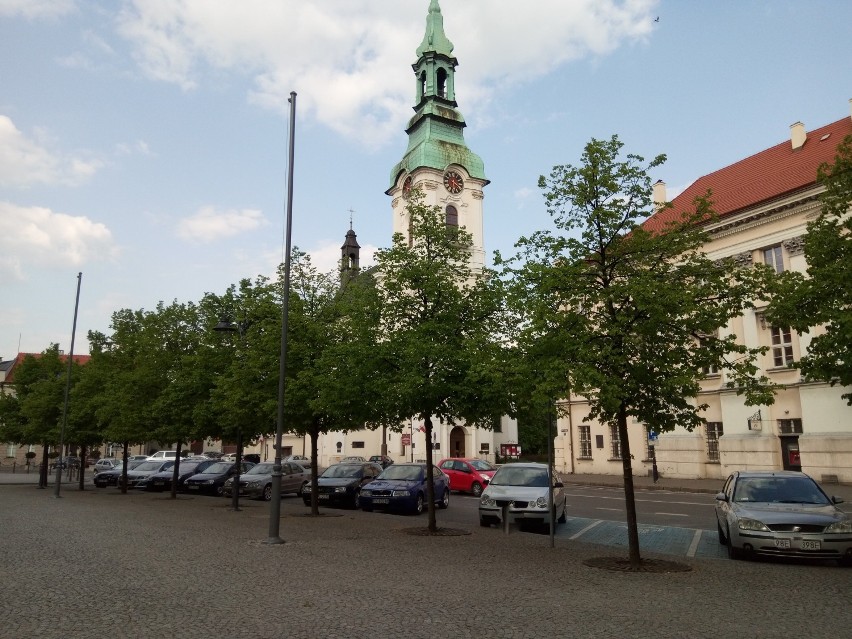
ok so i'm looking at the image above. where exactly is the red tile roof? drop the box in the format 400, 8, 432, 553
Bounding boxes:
2, 352, 91, 383
644, 115, 852, 233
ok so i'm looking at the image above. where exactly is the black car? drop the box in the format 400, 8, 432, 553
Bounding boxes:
369, 455, 394, 469
139, 459, 217, 492
182, 461, 255, 495
302, 462, 383, 509
92, 459, 145, 487
49, 456, 81, 471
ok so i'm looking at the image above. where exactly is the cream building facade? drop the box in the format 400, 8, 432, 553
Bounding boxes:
556, 104, 852, 484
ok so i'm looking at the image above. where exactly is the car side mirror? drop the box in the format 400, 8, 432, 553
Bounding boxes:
554, 481, 564, 488
832, 496, 844, 505
715, 491, 728, 502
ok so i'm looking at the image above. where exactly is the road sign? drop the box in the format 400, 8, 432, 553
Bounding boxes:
401, 433, 411, 446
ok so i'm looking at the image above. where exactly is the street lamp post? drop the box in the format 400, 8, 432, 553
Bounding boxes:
214, 316, 248, 512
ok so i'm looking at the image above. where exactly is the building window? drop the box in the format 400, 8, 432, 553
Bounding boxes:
351, 441, 365, 449
446, 205, 458, 227
5, 444, 16, 458
705, 422, 723, 462
492, 414, 502, 433
763, 245, 784, 273
770, 327, 794, 367
699, 336, 719, 375
578, 425, 592, 459
608, 424, 622, 460
778, 418, 803, 434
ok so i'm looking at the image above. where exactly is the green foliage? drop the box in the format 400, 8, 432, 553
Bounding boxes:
767, 134, 852, 403
502, 135, 777, 435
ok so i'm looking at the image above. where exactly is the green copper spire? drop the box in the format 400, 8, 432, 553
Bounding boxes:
416, 0, 454, 57
389, 0, 486, 189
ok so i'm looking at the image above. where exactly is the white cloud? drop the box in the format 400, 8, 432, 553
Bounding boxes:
176, 205, 268, 242
115, 0, 657, 148
0, 201, 117, 280
0, 0, 75, 19
0, 115, 104, 188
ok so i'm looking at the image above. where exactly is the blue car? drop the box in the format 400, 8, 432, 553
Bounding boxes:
359, 463, 450, 515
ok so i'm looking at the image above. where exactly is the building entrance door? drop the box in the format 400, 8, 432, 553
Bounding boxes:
780, 436, 801, 471
449, 427, 465, 458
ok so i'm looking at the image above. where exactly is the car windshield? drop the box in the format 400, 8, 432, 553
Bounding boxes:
176, 462, 200, 472
490, 466, 549, 487
322, 464, 363, 479
468, 460, 494, 471
134, 461, 164, 472
379, 465, 423, 481
245, 463, 275, 475
203, 462, 233, 474
733, 476, 830, 504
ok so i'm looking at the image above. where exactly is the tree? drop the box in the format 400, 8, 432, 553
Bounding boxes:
767, 134, 852, 403
501, 136, 776, 566
366, 189, 510, 531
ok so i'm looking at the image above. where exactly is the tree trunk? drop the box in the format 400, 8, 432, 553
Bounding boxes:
120, 441, 129, 494
170, 441, 182, 499
424, 415, 437, 532
78, 444, 87, 491
310, 427, 320, 516
618, 401, 642, 566
38, 444, 49, 489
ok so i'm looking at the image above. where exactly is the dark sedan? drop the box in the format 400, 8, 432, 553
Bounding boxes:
182, 461, 255, 496
302, 462, 382, 509
138, 459, 217, 492
92, 459, 145, 487
360, 463, 450, 515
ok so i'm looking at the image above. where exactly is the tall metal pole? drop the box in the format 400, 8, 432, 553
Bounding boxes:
55, 272, 82, 498
548, 406, 555, 548
267, 91, 297, 544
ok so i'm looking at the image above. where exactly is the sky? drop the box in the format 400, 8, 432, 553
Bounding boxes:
2, 0, 851, 360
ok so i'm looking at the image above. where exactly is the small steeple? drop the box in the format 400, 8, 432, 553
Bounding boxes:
416, 0, 454, 57
340, 211, 361, 281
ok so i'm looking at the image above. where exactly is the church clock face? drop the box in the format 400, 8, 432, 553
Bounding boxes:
443, 170, 464, 194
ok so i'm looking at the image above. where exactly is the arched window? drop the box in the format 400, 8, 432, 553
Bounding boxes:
437, 68, 447, 98
446, 205, 458, 227
419, 72, 426, 101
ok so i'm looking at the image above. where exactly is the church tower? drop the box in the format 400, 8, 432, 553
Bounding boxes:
387, 0, 488, 271
339, 220, 361, 283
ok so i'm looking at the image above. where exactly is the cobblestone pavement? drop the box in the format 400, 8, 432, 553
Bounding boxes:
1, 484, 850, 639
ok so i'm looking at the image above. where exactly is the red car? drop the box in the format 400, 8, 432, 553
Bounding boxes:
438, 458, 497, 497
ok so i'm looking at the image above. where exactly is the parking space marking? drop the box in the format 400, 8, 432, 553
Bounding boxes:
655, 512, 688, 517
569, 519, 603, 540
686, 529, 703, 557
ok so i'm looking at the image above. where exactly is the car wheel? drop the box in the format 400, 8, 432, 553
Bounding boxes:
471, 482, 483, 497
414, 493, 425, 515
717, 521, 727, 545
353, 490, 361, 510
439, 489, 449, 509
726, 527, 742, 560
216, 485, 224, 496
557, 503, 567, 524
262, 484, 272, 501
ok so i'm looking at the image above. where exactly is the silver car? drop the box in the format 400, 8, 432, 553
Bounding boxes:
715, 470, 852, 565
223, 461, 311, 501
479, 462, 567, 530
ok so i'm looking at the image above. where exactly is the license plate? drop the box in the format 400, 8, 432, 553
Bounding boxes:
373, 498, 389, 504
774, 539, 791, 549
188, 485, 199, 490
319, 494, 329, 500
800, 540, 821, 550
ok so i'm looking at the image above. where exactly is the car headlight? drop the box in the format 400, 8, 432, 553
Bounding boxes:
361, 489, 372, 496
247, 481, 260, 488
302, 485, 312, 493
204, 479, 215, 485
825, 520, 852, 534
392, 490, 410, 497
334, 486, 347, 493
534, 496, 548, 508
737, 518, 770, 532
224, 479, 233, 487
480, 495, 496, 507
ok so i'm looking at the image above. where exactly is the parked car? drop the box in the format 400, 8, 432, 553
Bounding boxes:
119, 460, 176, 489
341, 455, 366, 462
128, 455, 149, 462
49, 456, 81, 471
93, 458, 120, 474
283, 455, 311, 468
302, 462, 383, 509
360, 463, 449, 515
438, 457, 497, 497
479, 462, 567, 530
369, 455, 394, 469
223, 461, 311, 501
242, 454, 261, 464
146, 450, 178, 460
182, 461, 255, 496
92, 459, 146, 487
714, 470, 852, 565
138, 459, 217, 492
